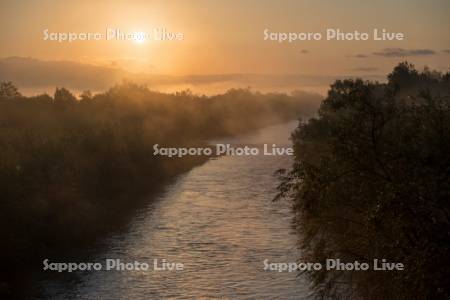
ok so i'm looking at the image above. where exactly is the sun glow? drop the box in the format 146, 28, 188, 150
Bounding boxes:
133, 31, 146, 44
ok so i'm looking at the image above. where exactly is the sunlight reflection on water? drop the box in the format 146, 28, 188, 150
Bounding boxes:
39, 121, 313, 299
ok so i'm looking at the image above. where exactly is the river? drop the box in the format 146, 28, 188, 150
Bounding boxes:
38, 121, 312, 299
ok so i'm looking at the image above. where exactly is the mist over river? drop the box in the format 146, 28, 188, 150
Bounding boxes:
37, 121, 313, 299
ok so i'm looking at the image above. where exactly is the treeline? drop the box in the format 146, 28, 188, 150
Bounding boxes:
277, 62, 450, 299
0, 82, 320, 295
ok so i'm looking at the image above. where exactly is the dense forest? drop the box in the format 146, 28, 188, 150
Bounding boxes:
277, 63, 450, 299
0, 82, 320, 295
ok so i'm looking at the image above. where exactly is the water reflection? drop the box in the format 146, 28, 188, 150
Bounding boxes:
39, 121, 312, 299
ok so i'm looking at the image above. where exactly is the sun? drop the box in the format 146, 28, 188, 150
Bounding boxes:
133, 31, 147, 44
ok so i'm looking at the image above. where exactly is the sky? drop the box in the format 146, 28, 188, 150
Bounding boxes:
0, 0, 449, 94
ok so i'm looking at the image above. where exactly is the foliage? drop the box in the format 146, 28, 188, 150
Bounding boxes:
0, 82, 320, 296
278, 63, 450, 299
0, 81, 21, 99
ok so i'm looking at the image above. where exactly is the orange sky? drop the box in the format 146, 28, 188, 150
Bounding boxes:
0, 0, 449, 94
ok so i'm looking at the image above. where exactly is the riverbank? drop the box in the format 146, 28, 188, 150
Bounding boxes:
279, 63, 450, 299
5, 154, 209, 299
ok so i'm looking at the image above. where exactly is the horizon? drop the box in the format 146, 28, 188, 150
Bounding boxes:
0, 55, 392, 96
1, 0, 449, 95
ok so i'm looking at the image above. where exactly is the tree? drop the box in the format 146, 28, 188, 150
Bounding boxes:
0, 81, 21, 99
79, 90, 93, 102
387, 61, 419, 88
54, 87, 77, 104
278, 62, 450, 299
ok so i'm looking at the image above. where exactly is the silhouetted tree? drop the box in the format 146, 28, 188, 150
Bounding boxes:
0, 81, 21, 99
387, 61, 419, 88
278, 62, 450, 299
79, 90, 93, 102
54, 87, 77, 104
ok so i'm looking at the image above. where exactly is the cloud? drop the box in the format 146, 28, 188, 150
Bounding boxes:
351, 67, 378, 72
300, 49, 309, 54
373, 48, 436, 57
350, 54, 368, 58
0, 57, 123, 91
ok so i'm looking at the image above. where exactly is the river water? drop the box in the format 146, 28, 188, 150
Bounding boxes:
38, 121, 312, 299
